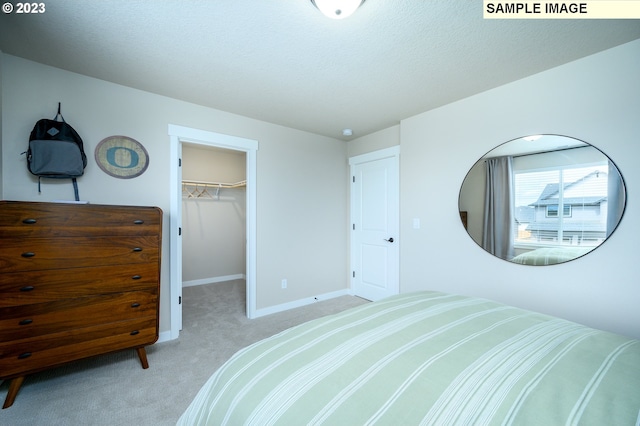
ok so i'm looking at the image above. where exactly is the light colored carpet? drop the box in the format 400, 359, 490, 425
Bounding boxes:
0, 280, 368, 425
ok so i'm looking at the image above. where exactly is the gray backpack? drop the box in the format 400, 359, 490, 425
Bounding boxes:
26, 104, 87, 200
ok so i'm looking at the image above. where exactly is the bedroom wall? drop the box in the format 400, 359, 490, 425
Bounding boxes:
347, 124, 400, 158
181, 145, 246, 284
0, 54, 349, 335
400, 39, 640, 340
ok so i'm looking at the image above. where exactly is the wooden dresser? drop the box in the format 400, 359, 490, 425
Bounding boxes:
0, 201, 162, 408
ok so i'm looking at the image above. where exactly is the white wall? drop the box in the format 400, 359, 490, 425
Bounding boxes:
400, 39, 640, 340
256, 126, 350, 304
347, 125, 400, 158
1, 54, 349, 334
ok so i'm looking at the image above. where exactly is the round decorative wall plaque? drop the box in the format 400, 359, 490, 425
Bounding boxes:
95, 136, 149, 179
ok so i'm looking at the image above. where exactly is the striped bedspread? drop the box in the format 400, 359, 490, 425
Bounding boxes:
177, 291, 640, 425
510, 247, 593, 265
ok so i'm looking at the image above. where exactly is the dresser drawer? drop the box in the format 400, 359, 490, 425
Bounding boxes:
0, 263, 159, 307
0, 236, 159, 272
0, 318, 157, 378
0, 201, 162, 238
0, 291, 158, 341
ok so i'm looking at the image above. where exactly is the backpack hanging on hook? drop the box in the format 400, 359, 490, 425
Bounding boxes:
25, 103, 88, 201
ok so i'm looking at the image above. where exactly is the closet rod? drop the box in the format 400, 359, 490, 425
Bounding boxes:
182, 179, 246, 188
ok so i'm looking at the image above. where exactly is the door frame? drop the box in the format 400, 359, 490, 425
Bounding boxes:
168, 124, 258, 340
349, 146, 400, 299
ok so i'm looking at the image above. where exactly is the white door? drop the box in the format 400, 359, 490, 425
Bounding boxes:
350, 146, 400, 301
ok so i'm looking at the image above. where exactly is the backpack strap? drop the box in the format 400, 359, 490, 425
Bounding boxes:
53, 102, 66, 123
72, 178, 79, 201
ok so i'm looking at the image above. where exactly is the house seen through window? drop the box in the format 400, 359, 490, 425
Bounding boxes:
514, 163, 609, 247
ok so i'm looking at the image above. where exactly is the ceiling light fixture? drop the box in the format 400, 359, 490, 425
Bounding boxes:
311, 0, 366, 20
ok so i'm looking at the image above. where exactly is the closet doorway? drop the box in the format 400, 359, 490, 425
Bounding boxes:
181, 144, 246, 292
169, 124, 258, 340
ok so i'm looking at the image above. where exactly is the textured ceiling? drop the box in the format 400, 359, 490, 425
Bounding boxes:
1, 1, 639, 140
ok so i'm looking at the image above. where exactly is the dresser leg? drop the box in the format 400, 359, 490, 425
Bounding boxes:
136, 347, 149, 369
3, 376, 25, 409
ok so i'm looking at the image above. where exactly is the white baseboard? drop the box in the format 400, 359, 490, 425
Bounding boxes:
253, 288, 354, 318
182, 274, 246, 288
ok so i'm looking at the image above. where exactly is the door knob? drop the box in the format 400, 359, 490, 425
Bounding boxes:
384, 237, 394, 243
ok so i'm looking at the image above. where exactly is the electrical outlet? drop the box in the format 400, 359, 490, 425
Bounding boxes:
281, 279, 287, 289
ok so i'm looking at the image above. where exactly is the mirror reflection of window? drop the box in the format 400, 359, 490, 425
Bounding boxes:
513, 150, 608, 249
458, 135, 626, 266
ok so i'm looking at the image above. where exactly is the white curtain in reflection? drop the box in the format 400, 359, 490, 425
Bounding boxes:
607, 160, 625, 237
482, 156, 515, 260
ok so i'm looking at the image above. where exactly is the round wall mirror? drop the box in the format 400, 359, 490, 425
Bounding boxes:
458, 135, 626, 265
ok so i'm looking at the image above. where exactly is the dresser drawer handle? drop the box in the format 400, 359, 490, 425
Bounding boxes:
21, 252, 36, 258
132, 247, 143, 252
18, 352, 32, 359
130, 330, 140, 336
132, 275, 142, 280
20, 286, 35, 292
131, 303, 141, 308
22, 218, 37, 224
133, 220, 144, 225
19, 319, 33, 326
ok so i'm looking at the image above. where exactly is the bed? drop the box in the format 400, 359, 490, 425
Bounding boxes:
510, 247, 594, 265
177, 291, 640, 425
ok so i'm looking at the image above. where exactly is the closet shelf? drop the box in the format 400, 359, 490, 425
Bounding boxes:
182, 179, 246, 199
